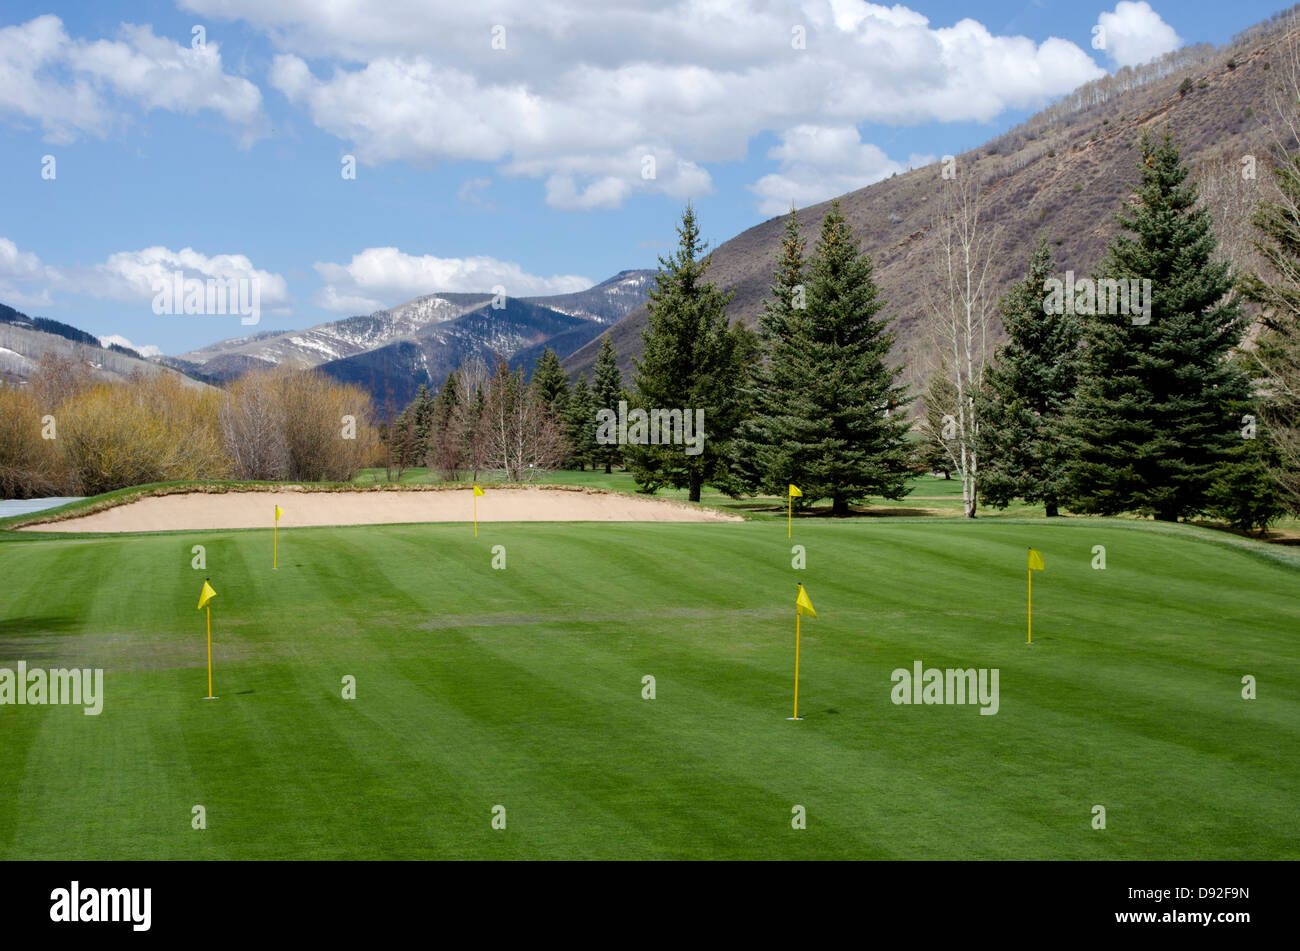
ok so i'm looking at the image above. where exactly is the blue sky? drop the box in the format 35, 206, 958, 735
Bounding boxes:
0, 0, 1290, 356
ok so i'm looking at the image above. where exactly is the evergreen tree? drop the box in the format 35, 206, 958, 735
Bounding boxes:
532, 347, 569, 417
732, 207, 806, 494
429, 371, 463, 478
917, 366, 960, 479
627, 203, 756, 502
1062, 129, 1253, 521
977, 241, 1081, 516
768, 200, 912, 515
592, 335, 623, 474
564, 372, 594, 470
409, 383, 436, 467
1239, 142, 1300, 515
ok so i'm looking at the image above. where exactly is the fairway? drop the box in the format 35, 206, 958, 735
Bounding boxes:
1, 515, 1297, 860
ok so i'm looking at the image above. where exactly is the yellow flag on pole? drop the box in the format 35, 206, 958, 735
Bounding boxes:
275, 505, 284, 522
787, 484, 802, 537
197, 580, 217, 610
788, 485, 802, 498
473, 486, 485, 497
790, 584, 816, 720
796, 583, 817, 618
1027, 549, 1043, 645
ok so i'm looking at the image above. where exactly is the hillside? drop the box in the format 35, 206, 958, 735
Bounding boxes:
564, 19, 1295, 393
0, 307, 211, 391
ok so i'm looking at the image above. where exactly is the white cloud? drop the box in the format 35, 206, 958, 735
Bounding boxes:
0, 237, 62, 284
312, 247, 592, 312
193, 1, 1104, 209
87, 246, 290, 310
0, 15, 266, 144
0, 238, 64, 310
1097, 2, 1181, 69
99, 334, 162, 358
749, 126, 933, 216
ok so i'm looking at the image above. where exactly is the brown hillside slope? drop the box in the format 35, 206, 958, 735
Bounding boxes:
565, 15, 1298, 396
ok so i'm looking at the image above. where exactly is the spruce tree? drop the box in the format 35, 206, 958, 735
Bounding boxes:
408, 383, 436, 467
977, 241, 1080, 516
532, 347, 569, 417
1063, 129, 1252, 521
732, 208, 806, 494
592, 335, 623, 474
1238, 142, 1300, 515
564, 372, 594, 470
628, 203, 756, 502
918, 365, 960, 479
429, 371, 462, 478
773, 200, 911, 515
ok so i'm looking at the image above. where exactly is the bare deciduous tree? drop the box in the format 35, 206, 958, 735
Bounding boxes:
923, 170, 1000, 518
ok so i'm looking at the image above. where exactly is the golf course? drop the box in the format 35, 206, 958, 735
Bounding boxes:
1, 479, 1296, 860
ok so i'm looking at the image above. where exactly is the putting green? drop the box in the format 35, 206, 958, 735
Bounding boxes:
0, 514, 1296, 859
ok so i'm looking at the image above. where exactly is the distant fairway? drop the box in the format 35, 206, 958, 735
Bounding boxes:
1, 510, 1297, 859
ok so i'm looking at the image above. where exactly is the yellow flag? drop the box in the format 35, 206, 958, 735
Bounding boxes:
1028, 549, 1045, 571
197, 580, 217, 610
788, 484, 802, 498
274, 505, 284, 522
473, 486, 485, 497
795, 583, 817, 618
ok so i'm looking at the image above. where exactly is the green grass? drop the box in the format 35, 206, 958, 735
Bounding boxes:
2, 507, 1297, 859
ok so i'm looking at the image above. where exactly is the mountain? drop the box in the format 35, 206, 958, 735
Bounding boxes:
177, 293, 494, 378
173, 269, 656, 406
521, 270, 655, 324
563, 17, 1292, 393
0, 305, 211, 390
316, 297, 594, 411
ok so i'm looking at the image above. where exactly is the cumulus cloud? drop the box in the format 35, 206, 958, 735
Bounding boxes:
0, 237, 65, 309
1097, 2, 1181, 69
0, 237, 62, 284
86, 246, 290, 312
750, 126, 933, 216
312, 247, 592, 312
0, 15, 266, 144
193, 1, 1104, 209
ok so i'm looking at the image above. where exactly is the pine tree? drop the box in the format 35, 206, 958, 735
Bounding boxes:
977, 241, 1080, 516
769, 200, 911, 515
532, 347, 569, 417
564, 372, 594, 470
732, 207, 806, 494
1062, 128, 1252, 521
592, 335, 623, 474
429, 371, 463, 479
409, 383, 436, 468
1238, 141, 1300, 515
917, 365, 960, 479
628, 203, 756, 502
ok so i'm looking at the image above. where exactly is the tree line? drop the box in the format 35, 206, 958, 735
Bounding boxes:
392, 125, 1297, 534
0, 360, 378, 497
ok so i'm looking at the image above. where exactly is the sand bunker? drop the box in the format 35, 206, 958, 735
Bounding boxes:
20, 487, 742, 533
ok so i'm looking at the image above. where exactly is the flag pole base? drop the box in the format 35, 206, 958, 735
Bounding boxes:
202, 696, 219, 701
785, 716, 803, 721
